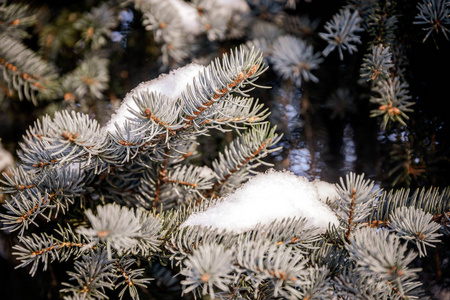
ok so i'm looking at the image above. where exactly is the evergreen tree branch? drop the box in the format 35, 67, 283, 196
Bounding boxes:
335, 173, 380, 240
114, 256, 151, 300
0, 34, 60, 104
346, 227, 423, 299
61, 248, 115, 300
76, 203, 164, 258
12, 226, 88, 276
0, 2, 36, 39
209, 123, 281, 197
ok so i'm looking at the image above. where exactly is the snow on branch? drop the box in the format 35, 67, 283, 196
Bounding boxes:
182, 169, 339, 233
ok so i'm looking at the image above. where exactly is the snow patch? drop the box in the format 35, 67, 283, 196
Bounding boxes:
182, 169, 339, 233
311, 179, 339, 203
105, 63, 205, 134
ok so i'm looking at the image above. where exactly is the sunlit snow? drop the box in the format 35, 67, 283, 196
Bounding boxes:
105, 63, 205, 134
182, 169, 340, 233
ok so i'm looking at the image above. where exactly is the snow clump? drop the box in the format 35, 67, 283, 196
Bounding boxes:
182, 169, 340, 233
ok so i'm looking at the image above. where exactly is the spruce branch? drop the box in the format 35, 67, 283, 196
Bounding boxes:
345, 187, 357, 241
346, 227, 423, 298
0, 165, 87, 233
114, 256, 152, 300
107, 120, 153, 164
94, 162, 144, 205
105, 47, 271, 166
138, 0, 201, 65
73, 2, 119, 50
61, 248, 116, 300
196, 96, 269, 130
335, 173, 380, 240
18, 138, 60, 171
77, 203, 163, 258
61, 56, 110, 102
195, 0, 250, 42
1, 165, 85, 221
414, 0, 450, 42
411, 186, 450, 214
0, 34, 60, 104
37, 10, 79, 60
270, 35, 323, 86
242, 217, 322, 252
210, 123, 282, 196
12, 225, 87, 276
17, 110, 108, 173
370, 76, 414, 129
246, 0, 285, 21
360, 44, 394, 82
141, 0, 186, 44
368, 186, 450, 227
180, 46, 267, 128
309, 237, 348, 275
319, 8, 364, 60
155, 201, 200, 246
389, 206, 443, 257
137, 158, 169, 209
1, 188, 56, 235
180, 243, 234, 299
243, 37, 273, 65
345, 0, 378, 29
16, 114, 53, 169
235, 240, 308, 299
45, 110, 108, 165
299, 266, 332, 300
334, 266, 397, 299
163, 164, 215, 192
126, 91, 184, 144
134, 151, 207, 210
0, 165, 36, 193
194, 1, 229, 42
167, 225, 235, 266
365, 1, 399, 46
0, 2, 36, 39
283, 14, 321, 37
159, 32, 191, 66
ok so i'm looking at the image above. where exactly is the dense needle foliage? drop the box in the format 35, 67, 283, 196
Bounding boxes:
1, 0, 449, 299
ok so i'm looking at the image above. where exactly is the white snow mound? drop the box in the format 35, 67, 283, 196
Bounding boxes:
182, 169, 339, 233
